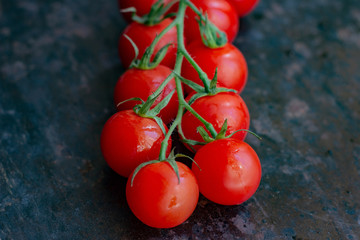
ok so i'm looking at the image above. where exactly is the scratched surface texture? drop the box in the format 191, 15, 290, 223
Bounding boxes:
1, 0, 360, 239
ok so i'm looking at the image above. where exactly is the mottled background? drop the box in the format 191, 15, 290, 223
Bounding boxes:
1, 0, 360, 239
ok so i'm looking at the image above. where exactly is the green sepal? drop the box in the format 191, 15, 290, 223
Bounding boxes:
152, 116, 167, 136
120, 7, 137, 14
215, 119, 228, 140
208, 69, 238, 95
154, 43, 173, 60
175, 153, 201, 171
132, 104, 142, 113
131, 89, 174, 134
123, 1, 175, 70
209, 68, 218, 93
148, 89, 175, 116
130, 0, 175, 26
135, 43, 171, 69
174, 72, 205, 93
130, 148, 182, 187
173, 69, 235, 96
163, 12, 177, 19
148, 43, 173, 68
116, 97, 145, 108
215, 87, 237, 94
131, 42, 172, 70
137, 92, 162, 115
167, 157, 180, 184
201, 118, 262, 141
187, 92, 207, 106
197, 126, 214, 143
197, 12, 227, 48
133, 0, 165, 25
123, 35, 140, 69
167, 147, 176, 159
134, 91, 168, 134
181, 138, 207, 146
165, 148, 181, 183
227, 129, 263, 140
120, 7, 138, 21
130, 160, 159, 187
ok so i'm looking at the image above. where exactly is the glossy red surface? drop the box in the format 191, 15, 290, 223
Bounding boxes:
184, 0, 239, 44
100, 110, 171, 177
126, 161, 199, 228
118, 0, 173, 22
228, 0, 260, 17
181, 92, 250, 152
118, 18, 177, 69
182, 41, 248, 94
114, 65, 178, 124
192, 138, 261, 205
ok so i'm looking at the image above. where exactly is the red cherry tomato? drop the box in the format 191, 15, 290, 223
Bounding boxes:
192, 138, 261, 205
181, 41, 248, 94
100, 110, 171, 177
118, 18, 177, 69
114, 65, 178, 124
118, 0, 173, 22
227, 0, 260, 17
181, 92, 250, 152
126, 161, 199, 228
184, 0, 239, 44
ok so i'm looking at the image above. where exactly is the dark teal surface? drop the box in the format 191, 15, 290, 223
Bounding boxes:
1, 0, 360, 239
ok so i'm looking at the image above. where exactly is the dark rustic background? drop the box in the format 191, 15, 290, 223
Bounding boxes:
1, 0, 360, 239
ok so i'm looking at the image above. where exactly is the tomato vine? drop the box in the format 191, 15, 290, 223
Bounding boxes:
101, 0, 262, 228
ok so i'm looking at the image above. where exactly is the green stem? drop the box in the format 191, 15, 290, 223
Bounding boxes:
159, 103, 184, 160
159, 0, 187, 160
182, 100, 217, 138
157, 0, 218, 159
175, 1, 212, 91
139, 0, 180, 92
180, 48, 211, 92
161, 0, 180, 17
185, 0, 207, 23
150, 72, 175, 99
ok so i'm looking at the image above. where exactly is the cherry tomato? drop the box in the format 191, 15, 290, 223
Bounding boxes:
100, 110, 171, 177
184, 0, 239, 44
181, 92, 250, 152
118, 0, 173, 22
126, 161, 199, 228
227, 0, 260, 17
114, 65, 178, 124
192, 138, 261, 205
118, 18, 177, 69
181, 41, 248, 94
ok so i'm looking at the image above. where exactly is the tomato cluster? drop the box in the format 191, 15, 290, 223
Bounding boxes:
101, 0, 261, 229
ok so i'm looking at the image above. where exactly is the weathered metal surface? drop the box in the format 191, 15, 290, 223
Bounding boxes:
1, 0, 360, 239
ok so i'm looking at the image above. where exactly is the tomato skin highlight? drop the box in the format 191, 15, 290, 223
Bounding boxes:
184, 0, 239, 44
192, 138, 261, 205
118, 0, 173, 22
182, 41, 248, 94
118, 18, 177, 69
114, 65, 178, 124
227, 0, 260, 17
100, 110, 171, 177
181, 92, 250, 152
126, 161, 199, 228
